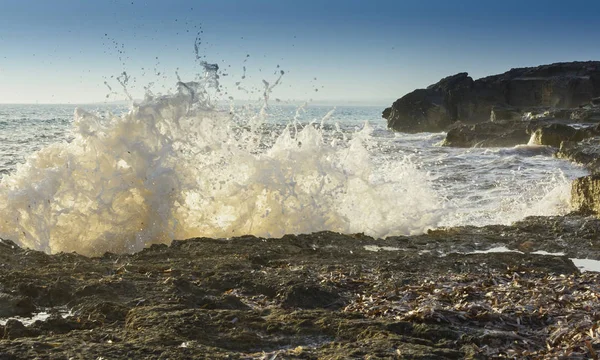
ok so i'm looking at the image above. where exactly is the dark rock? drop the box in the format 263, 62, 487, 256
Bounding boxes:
529, 123, 600, 147
17, 278, 74, 308
490, 104, 523, 122
280, 284, 343, 309
383, 89, 451, 133
2, 320, 33, 340
1, 224, 600, 357
557, 136, 600, 173
441, 121, 531, 147
440, 114, 600, 148
30, 313, 81, 335
382, 107, 391, 119
546, 108, 576, 120
571, 175, 600, 214
384, 61, 600, 132
0, 293, 35, 318
384, 73, 470, 132
74, 283, 118, 299
570, 106, 600, 122
73, 301, 130, 323
529, 123, 578, 147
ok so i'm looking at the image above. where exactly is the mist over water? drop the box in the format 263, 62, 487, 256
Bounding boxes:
0, 65, 588, 256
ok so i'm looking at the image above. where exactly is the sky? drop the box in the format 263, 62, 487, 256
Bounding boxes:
0, 0, 599, 105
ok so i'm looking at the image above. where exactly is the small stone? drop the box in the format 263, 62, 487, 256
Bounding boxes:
0, 293, 35, 318
3, 319, 30, 339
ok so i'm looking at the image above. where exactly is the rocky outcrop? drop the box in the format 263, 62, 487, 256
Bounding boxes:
0, 293, 35, 318
439, 118, 600, 148
441, 121, 531, 147
529, 123, 600, 147
490, 104, 523, 122
384, 61, 600, 133
571, 175, 600, 214
557, 137, 600, 173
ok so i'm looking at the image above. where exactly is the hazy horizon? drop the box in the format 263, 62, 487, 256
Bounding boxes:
0, 98, 394, 107
1, 0, 599, 105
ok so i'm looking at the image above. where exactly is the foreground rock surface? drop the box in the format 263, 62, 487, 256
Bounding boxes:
383, 61, 600, 133
1, 216, 600, 358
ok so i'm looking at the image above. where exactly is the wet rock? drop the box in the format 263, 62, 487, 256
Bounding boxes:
557, 136, 600, 173
570, 105, 600, 122
17, 278, 74, 307
384, 61, 600, 132
0, 293, 35, 318
0, 225, 600, 357
490, 104, 523, 122
571, 174, 600, 214
441, 121, 531, 147
2, 320, 33, 340
440, 115, 599, 148
280, 284, 343, 309
30, 313, 81, 335
73, 301, 130, 323
529, 123, 600, 147
529, 123, 578, 147
383, 73, 472, 133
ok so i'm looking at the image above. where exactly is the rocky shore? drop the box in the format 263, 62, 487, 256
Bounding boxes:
384, 60, 600, 220
1, 214, 600, 359
3, 62, 600, 359
383, 61, 600, 134
383, 61, 600, 150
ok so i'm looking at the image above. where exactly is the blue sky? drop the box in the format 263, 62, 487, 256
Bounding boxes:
0, 0, 599, 104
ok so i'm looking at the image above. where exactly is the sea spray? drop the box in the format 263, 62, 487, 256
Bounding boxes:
0, 69, 442, 256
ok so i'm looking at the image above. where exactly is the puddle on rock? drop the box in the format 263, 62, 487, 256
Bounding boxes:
0, 307, 72, 326
363, 245, 404, 252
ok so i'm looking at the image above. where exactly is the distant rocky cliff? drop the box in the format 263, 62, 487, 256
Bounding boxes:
383, 61, 600, 133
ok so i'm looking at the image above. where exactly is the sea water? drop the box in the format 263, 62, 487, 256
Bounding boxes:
0, 70, 588, 256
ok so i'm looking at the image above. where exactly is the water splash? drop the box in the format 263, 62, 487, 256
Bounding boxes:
0, 66, 442, 256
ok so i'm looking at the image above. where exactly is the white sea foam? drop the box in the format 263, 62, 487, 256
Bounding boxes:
0, 67, 442, 256
571, 258, 600, 273
464, 248, 600, 273
0, 57, 591, 256
0, 307, 71, 326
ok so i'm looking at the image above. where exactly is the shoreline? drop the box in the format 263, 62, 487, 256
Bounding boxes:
1, 214, 600, 358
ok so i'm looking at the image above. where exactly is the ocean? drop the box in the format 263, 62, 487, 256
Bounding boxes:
0, 76, 588, 257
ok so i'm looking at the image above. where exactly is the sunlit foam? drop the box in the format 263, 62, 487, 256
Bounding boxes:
0, 66, 442, 256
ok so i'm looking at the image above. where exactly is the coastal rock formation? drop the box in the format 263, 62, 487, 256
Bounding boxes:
1, 219, 600, 358
490, 104, 523, 122
439, 118, 600, 148
440, 121, 531, 147
383, 61, 600, 133
557, 137, 600, 173
571, 175, 600, 214
529, 123, 600, 147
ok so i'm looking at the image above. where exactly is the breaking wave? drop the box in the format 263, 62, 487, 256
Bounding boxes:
0, 65, 442, 256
